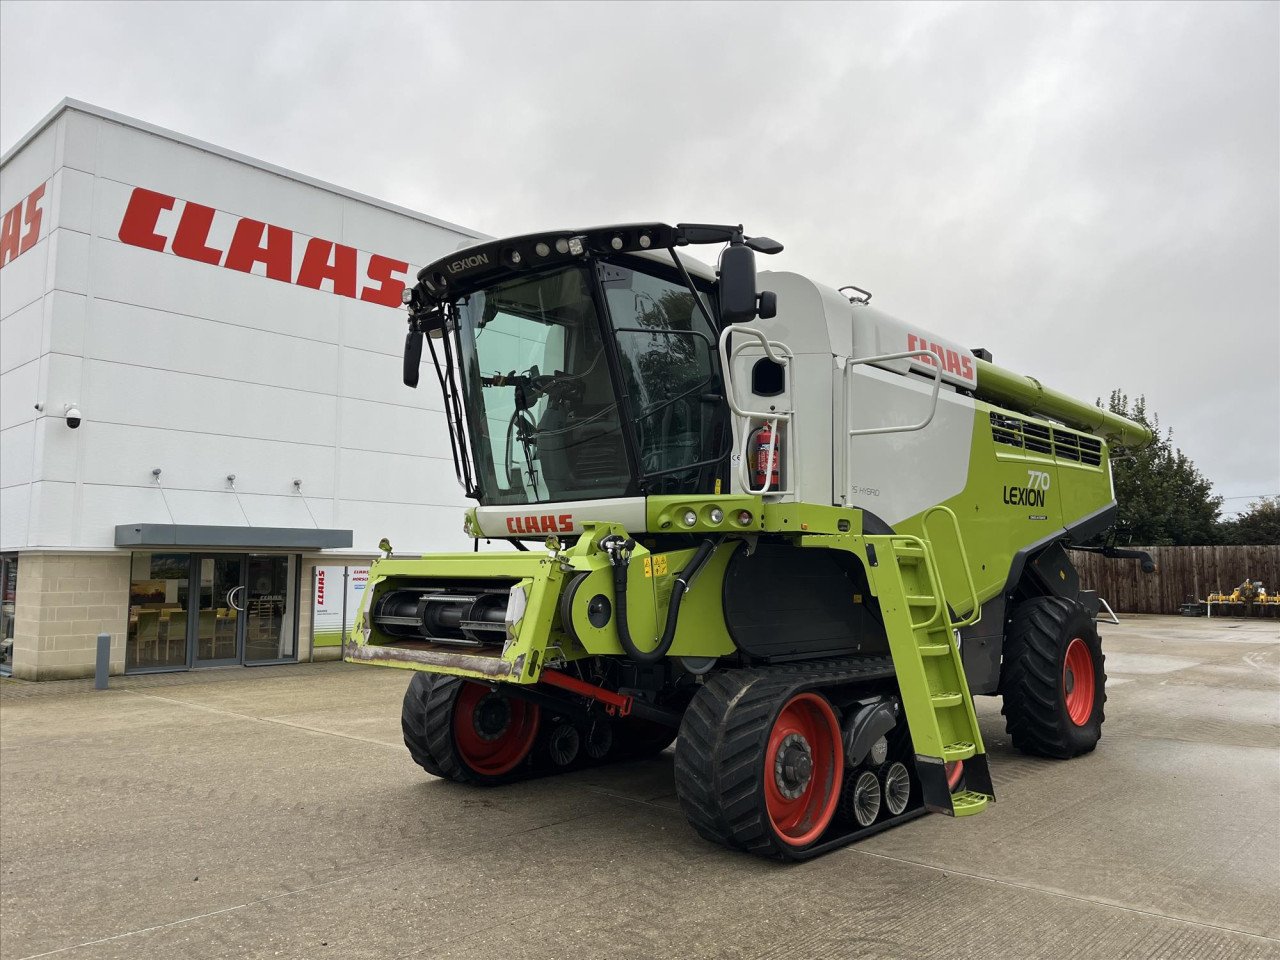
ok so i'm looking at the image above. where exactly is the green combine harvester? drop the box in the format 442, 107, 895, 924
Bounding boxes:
347, 223, 1153, 859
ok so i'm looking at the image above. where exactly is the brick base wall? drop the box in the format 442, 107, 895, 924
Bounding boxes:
11, 553, 131, 681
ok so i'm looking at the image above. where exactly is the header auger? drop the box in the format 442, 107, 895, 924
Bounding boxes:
349, 221, 1152, 859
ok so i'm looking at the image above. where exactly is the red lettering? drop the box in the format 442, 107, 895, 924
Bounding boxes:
224, 218, 293, 281
961, 356, 974, 380
118, 187, 175, 252
540, 515, 554, 532
297, 238, 357, 297
171, 202, 223, 265
360, 253, 409, 306
557, 514, 573, 532
0, 204, 20, 266
18, 183, 45, 255
506, 517, 518, 534
945, 349, 961, 375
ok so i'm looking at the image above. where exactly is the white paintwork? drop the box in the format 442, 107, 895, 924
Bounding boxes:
0, 101, 487, 555
843, 362, 975, 524
474, 497, 649, 539
735, 270, 973, 511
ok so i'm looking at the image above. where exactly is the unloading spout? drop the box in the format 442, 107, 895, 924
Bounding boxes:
974, 359, 1153, 448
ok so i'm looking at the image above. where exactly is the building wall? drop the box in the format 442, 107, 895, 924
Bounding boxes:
1, 102, 482, 558
10, 553, 129, 680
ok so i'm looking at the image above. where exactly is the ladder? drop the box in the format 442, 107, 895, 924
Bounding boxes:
865, 526, 995, 818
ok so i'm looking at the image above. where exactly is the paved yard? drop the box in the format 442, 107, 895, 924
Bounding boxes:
2, 616, 1277, 960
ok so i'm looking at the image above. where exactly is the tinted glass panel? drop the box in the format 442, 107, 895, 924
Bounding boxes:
244, 555, 297, 663
603, 266, 724, 487
127, 552, 191, 670
457, 267, 630, 504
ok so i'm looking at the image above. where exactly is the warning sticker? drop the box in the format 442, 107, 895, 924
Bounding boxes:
652, 554, 669, 577
643, 557, 653, 578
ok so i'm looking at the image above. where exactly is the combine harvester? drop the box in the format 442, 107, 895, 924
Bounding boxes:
347, 223, 1152, 859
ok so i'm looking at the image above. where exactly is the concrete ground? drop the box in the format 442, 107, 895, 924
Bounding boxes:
1, 616, 1277, 960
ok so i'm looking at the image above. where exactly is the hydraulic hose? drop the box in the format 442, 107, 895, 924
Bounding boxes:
605, 537, 718, 664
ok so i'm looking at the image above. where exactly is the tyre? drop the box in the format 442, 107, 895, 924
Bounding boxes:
675, 673, 844, 859
401, 673, 541, 784
1000, 596, 1107, 759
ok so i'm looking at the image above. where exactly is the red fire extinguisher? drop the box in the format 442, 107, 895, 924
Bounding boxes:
752, 421, 782, 491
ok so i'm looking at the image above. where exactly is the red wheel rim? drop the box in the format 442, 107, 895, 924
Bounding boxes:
452, 682, 540, 776
1063, 638, 1096, 726
763, 692, 843, 847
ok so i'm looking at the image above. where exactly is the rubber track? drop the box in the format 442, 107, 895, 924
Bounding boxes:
402, 673, 679, 785
1000, 597, 1106, 759
402, 672, 471, 782
674, 656, 897, 859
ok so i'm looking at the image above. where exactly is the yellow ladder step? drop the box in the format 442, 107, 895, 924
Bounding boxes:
943, 740, 977, 761
906, 594, 935, 606
930, 692, 963, 708
895, 545, 926, 559
918, 643, 951, 657
951, 791, 990, 817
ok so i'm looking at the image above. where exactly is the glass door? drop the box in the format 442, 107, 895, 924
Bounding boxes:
243, 555, 298, 664
193, 556, 245, 666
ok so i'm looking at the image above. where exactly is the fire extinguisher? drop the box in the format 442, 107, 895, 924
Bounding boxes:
752, 420, 781, 491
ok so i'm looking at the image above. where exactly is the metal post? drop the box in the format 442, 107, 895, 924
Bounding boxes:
94, 632, 111, 689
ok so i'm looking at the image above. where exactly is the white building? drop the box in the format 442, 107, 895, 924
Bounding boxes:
0, 100, 483, 680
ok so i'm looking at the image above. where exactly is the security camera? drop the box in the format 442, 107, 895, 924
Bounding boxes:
64, 404, 82, 429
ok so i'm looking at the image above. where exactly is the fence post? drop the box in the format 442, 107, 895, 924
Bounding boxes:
95, 632, 110, 690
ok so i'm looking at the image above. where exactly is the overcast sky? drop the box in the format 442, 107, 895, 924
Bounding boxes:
3, 0, 1277, 514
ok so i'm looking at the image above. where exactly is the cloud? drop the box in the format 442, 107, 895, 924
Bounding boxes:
3, 0, 1276, 505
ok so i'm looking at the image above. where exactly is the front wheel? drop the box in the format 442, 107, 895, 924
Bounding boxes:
1000, 596, 1107, 759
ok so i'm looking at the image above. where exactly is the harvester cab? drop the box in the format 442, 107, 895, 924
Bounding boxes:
349, 221, 1153, 859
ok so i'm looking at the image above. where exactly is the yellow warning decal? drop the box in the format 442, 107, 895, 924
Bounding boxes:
652, 554, 669, 577
714, 478, 722, 495
643, 556, 653, 578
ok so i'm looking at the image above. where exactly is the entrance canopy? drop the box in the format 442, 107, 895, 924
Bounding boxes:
116, 524, 353, 550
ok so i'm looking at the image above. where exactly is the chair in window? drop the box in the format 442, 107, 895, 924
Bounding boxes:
134, 612, 161, 665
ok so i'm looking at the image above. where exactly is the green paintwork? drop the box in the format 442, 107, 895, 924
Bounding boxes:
645, 494, 764, 534
797, 529, 991, 816
976, 358, 1152, 447
895, 399, 1116, 619
346, 515, 740, 684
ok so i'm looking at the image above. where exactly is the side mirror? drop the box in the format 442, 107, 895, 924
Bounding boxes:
403, 330, 423, 388
718, 244, 777, 325
718, 245, 759, 324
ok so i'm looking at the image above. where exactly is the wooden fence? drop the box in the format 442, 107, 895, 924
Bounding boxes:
1073, 544, 1280, 614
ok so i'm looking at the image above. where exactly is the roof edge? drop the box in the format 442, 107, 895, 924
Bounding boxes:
1, 98, 490, 241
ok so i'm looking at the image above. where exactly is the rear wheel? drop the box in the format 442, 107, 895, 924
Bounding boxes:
1001, 596, 1106, 759
401, 673, 540, 784
675, 674, 844, 859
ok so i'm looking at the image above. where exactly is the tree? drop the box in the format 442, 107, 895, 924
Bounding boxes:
1099, 390, 1223, 546
1219, 497, 1280, 546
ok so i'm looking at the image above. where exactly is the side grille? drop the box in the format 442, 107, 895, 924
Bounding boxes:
989, 412, 1102, 466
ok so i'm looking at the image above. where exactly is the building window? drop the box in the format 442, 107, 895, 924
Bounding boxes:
1, 554, 18, 676
127, 553, 192, 671
126, 552, 299, 672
